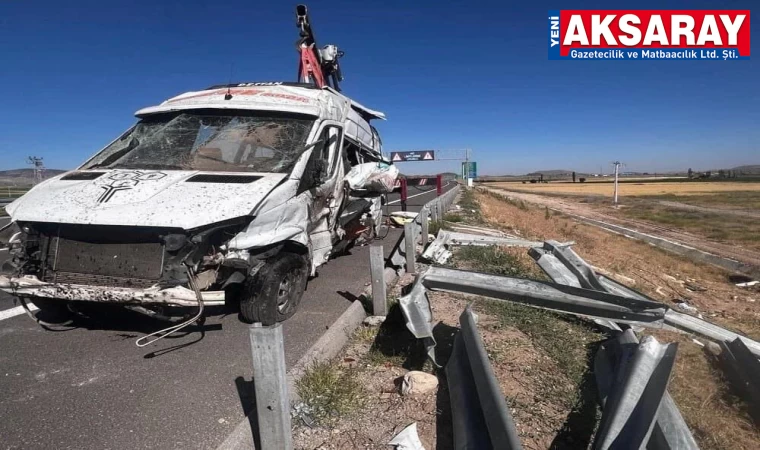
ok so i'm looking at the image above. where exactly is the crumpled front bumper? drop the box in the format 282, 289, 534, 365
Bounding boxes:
0, 275, 225, 307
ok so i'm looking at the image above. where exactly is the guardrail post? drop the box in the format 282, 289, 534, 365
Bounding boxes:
420, 208, 429, 247
369, 245, 387, 316
404, 221, 416, 274
249, 323, 293, 450
431, 201, 439, 222
400, 178, 408, 212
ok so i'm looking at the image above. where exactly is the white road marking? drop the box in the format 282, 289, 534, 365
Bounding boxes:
0, 248, 8, 252
387, 182, 453, 205
0, 304, 38, 322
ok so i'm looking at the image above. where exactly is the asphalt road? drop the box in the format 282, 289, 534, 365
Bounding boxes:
0, 184, 452, 450
385, 181, 455, 213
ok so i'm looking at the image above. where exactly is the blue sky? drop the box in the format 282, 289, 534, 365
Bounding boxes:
0, 0, 757, 176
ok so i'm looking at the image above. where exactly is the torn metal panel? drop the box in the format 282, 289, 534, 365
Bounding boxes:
529, 247, 583, 288
448, 223, 510, 237
422, 231, 542, 265
530, 246, 619, 327
387, 423, 425, 450
420, 231, 453, 264
531, 244, 660, 331
664, 310, 760, 358
421, 267, 667, 324
446, 231, 542, 248
717, 338, 760, 424
398, 272, 437, 365
228, 183, 309, 249
594, 334, 678, 450
595, 329, 698, 450
544, 240, 606, 291
446, 306, 522, 450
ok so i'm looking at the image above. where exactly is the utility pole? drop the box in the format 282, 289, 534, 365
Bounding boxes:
27, 156, 45, 185
612, 161, 622, 204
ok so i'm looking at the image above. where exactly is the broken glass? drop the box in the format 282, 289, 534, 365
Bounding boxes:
84, 113, 314, 173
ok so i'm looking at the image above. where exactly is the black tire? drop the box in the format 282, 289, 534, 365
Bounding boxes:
28, 297, 72, 324
239, 252, 308, 325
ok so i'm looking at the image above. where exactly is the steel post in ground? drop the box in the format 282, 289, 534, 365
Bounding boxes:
369, 245, 387, 316
400, 177, 408, 212
404, 221, 416, 274
437, 174, 443, 196
420, 208, 429, 248
430, 201, 439, 222
249, 323, 293, 450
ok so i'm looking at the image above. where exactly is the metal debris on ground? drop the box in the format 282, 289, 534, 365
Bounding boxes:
595, 329, 698, 450
446, 306, 522, 450
716, 337, 760, 425
399, 265, 669, 366
675, 301, 698, 314
388, 423, 426, 450
395, 229, 760, 449
420, 230, 542, 264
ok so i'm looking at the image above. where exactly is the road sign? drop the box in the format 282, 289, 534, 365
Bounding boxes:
390, 150, 435, 162
462, 161, 477, 178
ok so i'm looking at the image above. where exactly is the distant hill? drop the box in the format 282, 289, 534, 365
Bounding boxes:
526, 169, 575, 176
731, 165, 760, 175
0, 168, 68, 186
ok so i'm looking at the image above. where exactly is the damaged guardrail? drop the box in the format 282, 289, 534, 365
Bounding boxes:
399, 230, 760, 449
529, 241, 760, 357
387, 184, 461, 271
402, 242, 760, 360
399, 266, 669, 365
421, 230, 543, 264
717, 337, 760, 425
595, 329, 696, 450
447, 306, 522, 450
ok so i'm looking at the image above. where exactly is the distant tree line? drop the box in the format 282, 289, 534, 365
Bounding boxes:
687, 168, 742, 179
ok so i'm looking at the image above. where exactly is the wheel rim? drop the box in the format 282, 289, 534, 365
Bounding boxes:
276, 269, 298, 313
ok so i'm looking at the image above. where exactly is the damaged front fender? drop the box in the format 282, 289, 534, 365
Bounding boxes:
227, 181, 312, 257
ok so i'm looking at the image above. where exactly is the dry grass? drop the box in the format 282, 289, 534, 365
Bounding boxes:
296, 361, 366, 426
489, 180, 760, 197
474, 189, 760, 448
613, 202, 760, 250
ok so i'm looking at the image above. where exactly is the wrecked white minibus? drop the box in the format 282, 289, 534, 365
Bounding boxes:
0, 82, 394, 326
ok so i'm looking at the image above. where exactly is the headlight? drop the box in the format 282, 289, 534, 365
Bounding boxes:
162, 234, 187, 252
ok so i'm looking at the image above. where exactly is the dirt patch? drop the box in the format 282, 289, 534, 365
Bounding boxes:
293, 273, 460, 450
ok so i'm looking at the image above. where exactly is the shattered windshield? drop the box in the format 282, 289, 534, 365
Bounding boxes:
83, 112, 314, 173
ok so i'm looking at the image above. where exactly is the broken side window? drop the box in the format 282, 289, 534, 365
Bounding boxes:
342, 139, 363, 174
298, 125, 341, 193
